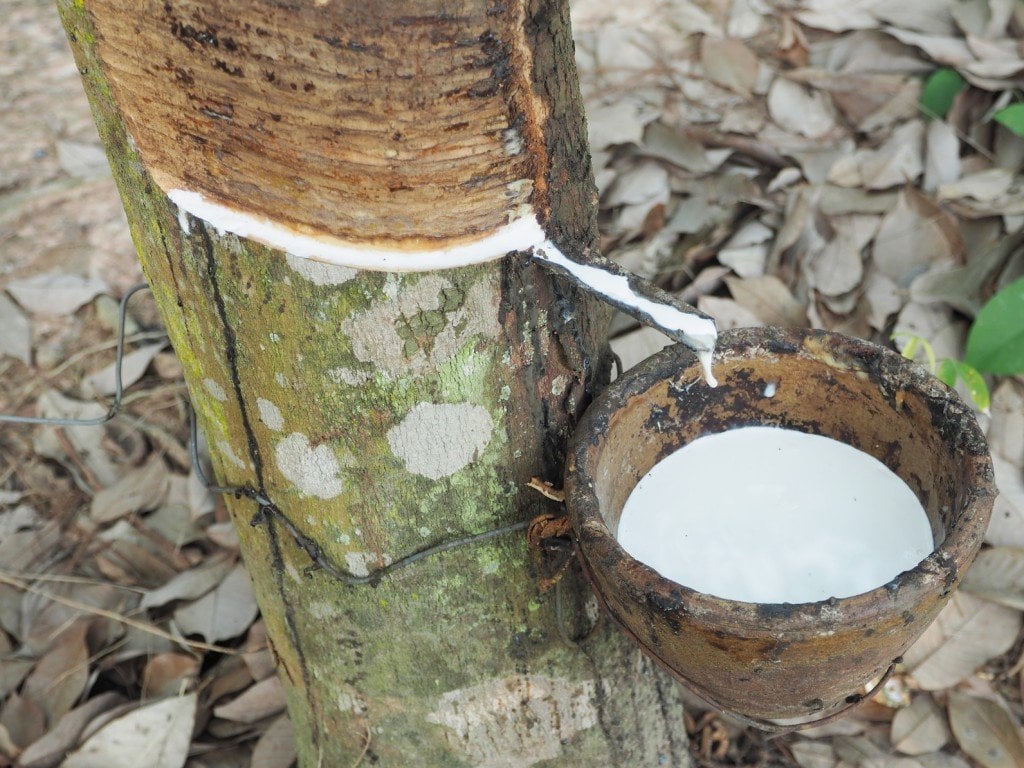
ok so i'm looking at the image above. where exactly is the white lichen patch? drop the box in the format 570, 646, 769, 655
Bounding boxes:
274, 432, 346, 499
216, 439, 248, 470
309, 601, 340, 621
274, 372, 289, 388
337, 689, 368, 715
426, 675, 598, 768
344, 551, 373, 578
285, 253, 358, 286
257, 398, 284, 431
341, 275, 501, 380
387, 403, 493, 480
203, 377, 227, 402
328, 367, 373, 386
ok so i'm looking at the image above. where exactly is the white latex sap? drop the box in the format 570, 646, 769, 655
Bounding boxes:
616, 426, 934, 603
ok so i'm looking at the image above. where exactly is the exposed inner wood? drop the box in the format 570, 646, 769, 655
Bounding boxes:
86, 0, 550, 251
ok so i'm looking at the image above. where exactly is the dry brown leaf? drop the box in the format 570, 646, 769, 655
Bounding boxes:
724, 275, 807, 327
186, 469, 217, 522
860, 122, 925, 190
55, 140, 110, 180
90, 455, 170, 524
642, 122, 731, 175
892, 695, 950, 755
95, 521, 184, 586
915, 753, 971, 768
821, 30, 932, 77
173, 563, 258, 643
678, 266, 730, 305
938, 169, 1015, 203
951, 0, 992, 36
19, 581, 122, 655
0, 292, 32, 365
873, 1, 957, 35
864, 271, 903, 331
142, 653, 200, 699
700, 37, 759, 98
35, 391, 120, 487
84, 342, 166, 397
585, 100, 650, 154
883, 27, 974, 65
948, 690, 1024, 768
796, 0, 880, 32
605, 162, 669, 208
696, 296, 762, 330
5, 273, 106, 317
242, 621, 277, 682
908, 232, 1009, 317
0, 658, 34, 701
818, 186, 899, 216
145, 477, 206, 549
250, 713, 296, 768
0, 693, 46, 751
718, 220, 773, 278
140, 555, 235, 611
789, 739, 837, 768
833, 734, 925, 767
874, 192, 959, 287
961, 547, 1024, 610
859, 80, 923, 135
0, 722, 20, 761
0, 515, 61, 577
903, 591, 1022, 690
808, 215, 877, 296
986, 457, 1024, 548
924, 121, 962, 192
206, 522, 240, 550
212, 675, 286, 724
963, 35, 1024, 79
0, 491, 24, 507
609, 326, 672, 375
21, 620, 90, 725
988, 381, 1024, 466
62, 694, 197, 768
892, 301, 965, 361
767, 78, 838, 139
0, 504, 41, 539
18, 692, 124, 768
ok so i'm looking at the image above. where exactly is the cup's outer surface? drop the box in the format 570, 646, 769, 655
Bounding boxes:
565, 327, 995, 721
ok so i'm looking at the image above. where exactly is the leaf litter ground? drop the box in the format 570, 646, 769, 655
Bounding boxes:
1, 0, 1023, 766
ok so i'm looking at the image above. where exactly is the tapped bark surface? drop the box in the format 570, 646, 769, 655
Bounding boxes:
60, 1, 695, 765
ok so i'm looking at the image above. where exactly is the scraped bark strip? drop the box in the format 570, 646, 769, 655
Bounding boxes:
86, 0, 553, 252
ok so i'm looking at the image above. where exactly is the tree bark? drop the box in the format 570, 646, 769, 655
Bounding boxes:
59, 1, 694, 765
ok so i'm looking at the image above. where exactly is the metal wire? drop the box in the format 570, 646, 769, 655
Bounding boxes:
0, 284, 529, 586
0, 282, 152, 426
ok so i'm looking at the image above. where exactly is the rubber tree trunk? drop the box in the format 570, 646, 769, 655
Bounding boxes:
59, 1, 694, 765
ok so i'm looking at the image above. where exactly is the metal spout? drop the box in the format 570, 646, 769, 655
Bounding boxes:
530, 241, 719, 384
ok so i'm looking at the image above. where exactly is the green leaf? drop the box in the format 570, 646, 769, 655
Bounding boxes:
920, 68, 965, 119
901, 335, 920, 361
937, 359, 958, 388
994, 103, 1024, 138
965, 276, 1024, 374
937, 359, 990, 411
954, 361, 990, 412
